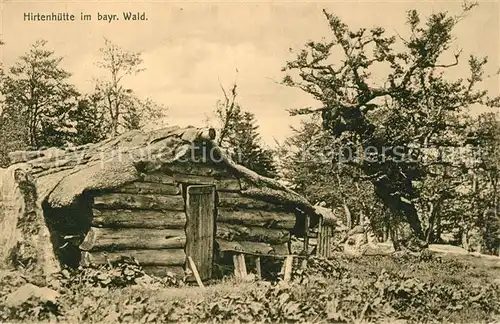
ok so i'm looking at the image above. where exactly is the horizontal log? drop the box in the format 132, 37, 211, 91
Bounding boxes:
84, 248, 186, 266
173, 173, 241, 191
114, 182, 181, 195
142, 265, 185, 278
217, 208, 296, 229
216, 240, 290, 257
93, 193, 185, 211
92, 209, 186, 229
216, 223, 290, 245
216, 239, 273, 254
214, 179, 241, 191
217, 197, 284, 211
216, 192, 242, 198
173, 173, 214, 184
80, 227, 186, 251
142, 173, 175, 184
163, 162, 231, 177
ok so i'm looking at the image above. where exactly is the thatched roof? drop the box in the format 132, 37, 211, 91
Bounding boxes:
4, 126, 331, 223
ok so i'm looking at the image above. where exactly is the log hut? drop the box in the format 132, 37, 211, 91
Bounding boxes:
0, 126, 340, 279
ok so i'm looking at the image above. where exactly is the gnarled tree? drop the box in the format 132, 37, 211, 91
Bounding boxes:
282, 3, 500, 245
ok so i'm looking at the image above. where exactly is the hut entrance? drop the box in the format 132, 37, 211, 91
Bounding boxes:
185, 185, 216, 280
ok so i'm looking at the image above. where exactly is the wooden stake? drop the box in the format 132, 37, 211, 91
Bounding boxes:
317, 219, 323, 256
304, 215, 310, 254
255, 256, 262, 279
233, 254, 241, 279
233, 253, 248, 279
188, 256, 205, 288
238, 254, 247, 277
283, 255, 294, 282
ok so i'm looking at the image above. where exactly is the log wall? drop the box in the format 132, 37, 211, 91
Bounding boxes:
82, 172, 188, 275
215, 191, 296, 256
82, 159, 299, 276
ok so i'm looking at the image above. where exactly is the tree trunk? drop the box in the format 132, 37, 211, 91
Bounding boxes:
335, 105, 426, 241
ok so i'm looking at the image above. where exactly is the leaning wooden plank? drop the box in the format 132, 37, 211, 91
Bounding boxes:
93, 193, 185, 211
217, 197, 284, 211
188, 256, 205, 288
114, 182, 181, 195
143, 265, 185, 279
86, 249, 186, 266
92, 209, 186, 229
216, 223, 290, 245
79, 227, 186, 251
217, 208, 296, 229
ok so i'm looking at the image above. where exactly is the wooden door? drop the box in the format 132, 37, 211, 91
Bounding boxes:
185, 185, 215, 280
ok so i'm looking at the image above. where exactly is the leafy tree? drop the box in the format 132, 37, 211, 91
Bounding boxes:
66, 94, 109, 146
281, 3, 500, 245
89, 38, 166, 139
469, 112, 500, 253
1, 40, 79, 149
215, 84, 277, 178
276, 115, 390, 238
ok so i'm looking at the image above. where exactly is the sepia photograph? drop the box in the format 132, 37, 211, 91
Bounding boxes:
0, 0, 499, 323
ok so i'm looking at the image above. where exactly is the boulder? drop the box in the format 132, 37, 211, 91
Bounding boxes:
4, 283, 60, 308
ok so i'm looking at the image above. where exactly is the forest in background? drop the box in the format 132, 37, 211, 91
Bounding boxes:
0, 2, 498, 255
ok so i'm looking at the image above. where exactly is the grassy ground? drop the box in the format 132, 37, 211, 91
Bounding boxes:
1, 251, 499, 323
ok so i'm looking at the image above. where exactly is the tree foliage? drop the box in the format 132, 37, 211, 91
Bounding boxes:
281, 3, 500, 246
1, 40, 79, 149
0, 39, 169, 165
81, 38, 167, 141
276, 115, 398, 241
215, 83, 277, 178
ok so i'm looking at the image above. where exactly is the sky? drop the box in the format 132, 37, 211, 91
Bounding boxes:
1, 0, 499, 146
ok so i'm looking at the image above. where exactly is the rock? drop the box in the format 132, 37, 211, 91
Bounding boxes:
4, 283, 60, 308
428, 244, 469, 255
364, 242, 396, 255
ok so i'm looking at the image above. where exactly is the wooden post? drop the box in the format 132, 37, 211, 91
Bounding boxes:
304, 214, 310, 255
233, 254, 241, 279
283, 255, 294, 282
238, 254, 247, 277
317, 218, 323, 256
255, 256, 262, 279
326, 226, 332, 258
233, 253, 247, 279
188, 256, 205, 288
